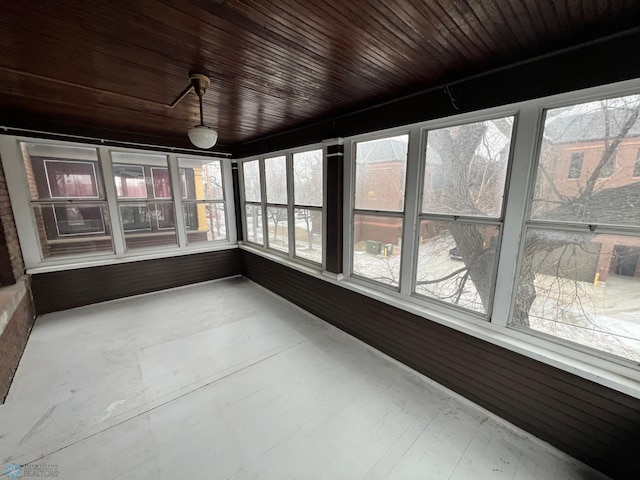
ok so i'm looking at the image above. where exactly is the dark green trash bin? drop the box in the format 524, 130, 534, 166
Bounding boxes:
365, 240, 382, 255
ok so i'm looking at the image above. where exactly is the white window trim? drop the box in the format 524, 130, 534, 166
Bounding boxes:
341, 77, 640, 392
0, 136, 236, 271
238, 141, 327, 270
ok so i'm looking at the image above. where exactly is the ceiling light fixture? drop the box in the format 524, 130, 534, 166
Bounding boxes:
186, 74, 218, 149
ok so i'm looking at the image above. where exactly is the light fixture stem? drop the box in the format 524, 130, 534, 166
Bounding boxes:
198, 94, 205, 126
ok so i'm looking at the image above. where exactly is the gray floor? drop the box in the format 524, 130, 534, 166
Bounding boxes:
1, 277, 608, 479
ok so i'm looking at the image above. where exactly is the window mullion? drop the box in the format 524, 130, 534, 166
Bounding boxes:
399, 125, 423, 296
492, 105, 542, 326
168, 154, 187, 248
222, 160, 237, 243
260, 158, 269, 248
286, 152, 295, 258
99, 146, 126, 255
343, 140, 354, 276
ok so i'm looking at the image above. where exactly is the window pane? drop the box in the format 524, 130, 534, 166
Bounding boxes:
32, 203, 113, 259
353, 214, 402, 287
123, 202, 177, 250
183, 202, 227, 243
151, 168, 172, 198
245, 204, 263, 245
21, 143, 102, 200
293, 149, 323, 206
531, 94, 640, 227
178, 158, 224, 201
114, 165, 147, 198
243, 160, 261, 202
423, 117, 513, 217
294, 208, 322, 264
110, 152, 171, 198
267, 206, 289, 253
355, 135, 408, 212
120, 204, 151, 231
414, 221, 500, 314
512, 228, 640, 362
265, 156, 287, 204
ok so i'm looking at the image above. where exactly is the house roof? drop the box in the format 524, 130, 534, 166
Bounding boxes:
356, 138, 408, 165
544, 103, 640, 144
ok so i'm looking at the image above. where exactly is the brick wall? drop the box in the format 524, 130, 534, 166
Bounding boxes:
0, 160, 24, 285
0, 292, 34, 401
0, 154, 34, 403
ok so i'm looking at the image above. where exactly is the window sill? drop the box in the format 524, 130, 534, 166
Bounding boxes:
26, 243, 238, 274
240, 245, 640, 399
239, 243, 324, 277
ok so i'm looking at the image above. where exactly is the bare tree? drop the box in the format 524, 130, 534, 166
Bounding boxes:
293, 150, 323, 251
421, 98, 640, 330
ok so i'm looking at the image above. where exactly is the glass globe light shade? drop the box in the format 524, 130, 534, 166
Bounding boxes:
188, 125, 218, 149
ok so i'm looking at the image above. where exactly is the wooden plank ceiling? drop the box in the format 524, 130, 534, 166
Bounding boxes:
1, 0, 639, 151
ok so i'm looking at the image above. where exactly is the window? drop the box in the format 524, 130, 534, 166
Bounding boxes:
21, 143, 113, 259
111, 152, 177, 250
2, 139, 234, 268
242, 160, 263, 245
241, 146, 324, 265
352, 135, 407, 287
178, 158, 227, 244
568, 152, 583, 178
293, 149, 323, 264
513, 93, 640, 363
599, 153, 616, 178
264, 156, 288, 253
414, 117, 514, 314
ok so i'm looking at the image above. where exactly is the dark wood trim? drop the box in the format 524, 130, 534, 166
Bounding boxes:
32, 249, 241, 314
232, 163, 244, 242
325, 143, 344, 274
241, 250, 640, 479
234, 28, 640, 158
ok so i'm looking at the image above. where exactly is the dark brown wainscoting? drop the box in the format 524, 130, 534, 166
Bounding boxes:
241, 250, 640, 479
32, 249, 240, 314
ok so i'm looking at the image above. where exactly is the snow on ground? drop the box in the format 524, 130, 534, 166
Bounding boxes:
352, 235, 640, 362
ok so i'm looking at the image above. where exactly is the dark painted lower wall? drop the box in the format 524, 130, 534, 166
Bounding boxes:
0, 285, 35, 403
32, 249, 241, 314
241, 250, 640, 479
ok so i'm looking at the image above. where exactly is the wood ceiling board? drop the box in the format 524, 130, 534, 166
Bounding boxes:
1, 0, 639, 149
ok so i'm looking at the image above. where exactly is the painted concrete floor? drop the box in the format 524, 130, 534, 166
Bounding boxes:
0, 277, 608, 479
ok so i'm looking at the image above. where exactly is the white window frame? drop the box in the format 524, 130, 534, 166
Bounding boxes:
176, 156, 229, 246
239, 142, 327, 270
0, 136, 236, 272
291, 147, 324, 265
346, 128, 411, 292
42, 159, 101, 199
342, 78, 640, 392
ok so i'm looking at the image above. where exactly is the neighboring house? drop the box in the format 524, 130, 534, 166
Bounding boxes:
22, 144, 220, 257
537, 110, 640, 282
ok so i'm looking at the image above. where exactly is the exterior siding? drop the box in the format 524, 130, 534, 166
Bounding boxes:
32, 249, 241, 314
241, 249, 640, 479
